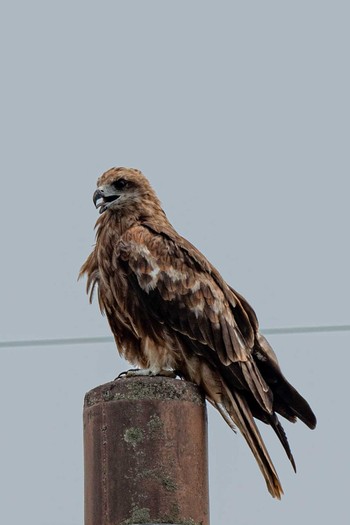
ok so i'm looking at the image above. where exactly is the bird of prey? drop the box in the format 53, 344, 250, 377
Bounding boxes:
80, 167, 316, 498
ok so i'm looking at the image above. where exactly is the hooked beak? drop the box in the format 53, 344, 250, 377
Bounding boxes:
93, 189, 104, 209
93, 188, 119, 214
92, 190, 103, 208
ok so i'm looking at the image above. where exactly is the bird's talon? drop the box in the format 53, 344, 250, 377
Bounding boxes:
115, 368, 176, 379
116, 368, 140, 379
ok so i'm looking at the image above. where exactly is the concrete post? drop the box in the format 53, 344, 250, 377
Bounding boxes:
84, 376, 209, 525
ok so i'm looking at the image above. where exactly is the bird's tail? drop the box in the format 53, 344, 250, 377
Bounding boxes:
182, 353, 284, 498
214, 384, 284, 499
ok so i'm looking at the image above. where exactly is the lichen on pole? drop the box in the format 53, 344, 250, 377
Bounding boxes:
83, 376, 209, 525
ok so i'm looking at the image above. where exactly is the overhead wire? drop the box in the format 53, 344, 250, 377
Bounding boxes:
0, 324, 349, 349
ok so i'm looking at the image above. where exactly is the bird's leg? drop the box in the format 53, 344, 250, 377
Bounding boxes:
157, 369, 177, 378
116, 368, 139, 379
117, 367, 176, 379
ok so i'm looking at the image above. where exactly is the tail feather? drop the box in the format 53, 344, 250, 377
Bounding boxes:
255, 333, 317, 429
269, 413, 296, 472
220, 384, 284, 499
275, 381, 317, 430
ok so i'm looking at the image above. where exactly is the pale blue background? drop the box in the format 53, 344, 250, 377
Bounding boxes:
0, 2, 349, 524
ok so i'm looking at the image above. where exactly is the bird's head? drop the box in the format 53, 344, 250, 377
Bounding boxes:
93, 167, 158, 215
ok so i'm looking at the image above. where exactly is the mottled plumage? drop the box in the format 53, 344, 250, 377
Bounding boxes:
80, 167, 316, 498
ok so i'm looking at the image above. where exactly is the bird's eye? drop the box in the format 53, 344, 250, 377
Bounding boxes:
113, 179, 128, 190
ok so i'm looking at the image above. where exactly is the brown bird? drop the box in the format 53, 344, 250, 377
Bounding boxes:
80, 166, 316, 498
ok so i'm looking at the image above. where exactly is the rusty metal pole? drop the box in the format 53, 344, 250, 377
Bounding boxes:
83, 376, 209, 525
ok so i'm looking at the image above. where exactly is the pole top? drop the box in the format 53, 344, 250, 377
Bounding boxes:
84, 376, 205, 408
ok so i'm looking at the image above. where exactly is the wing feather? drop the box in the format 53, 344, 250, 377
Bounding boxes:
119, 226, 251, 362
117, 225, 273, 414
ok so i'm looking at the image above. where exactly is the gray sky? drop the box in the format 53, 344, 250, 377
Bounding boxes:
1, 1, 349, 524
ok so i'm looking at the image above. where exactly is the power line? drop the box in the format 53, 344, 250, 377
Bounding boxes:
0, 336, 113, 349
263, 324, 350, 335
1, 324, 350, 349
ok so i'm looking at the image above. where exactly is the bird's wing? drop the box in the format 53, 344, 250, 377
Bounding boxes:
118, 224, 252, 362
117, 223, 273, 413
